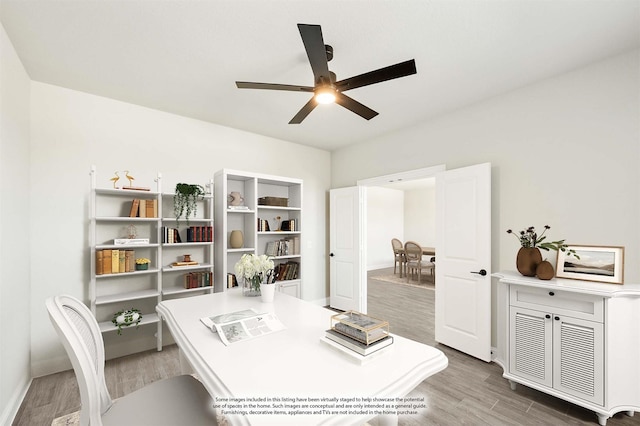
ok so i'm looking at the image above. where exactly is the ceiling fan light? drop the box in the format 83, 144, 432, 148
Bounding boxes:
315, 88, 336, 104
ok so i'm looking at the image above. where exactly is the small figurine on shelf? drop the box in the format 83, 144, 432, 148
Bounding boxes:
126, 224, 138, 239
124, 170, 135, 188
109, 171, 120, 189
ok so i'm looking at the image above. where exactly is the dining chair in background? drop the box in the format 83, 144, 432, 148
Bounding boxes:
46, 294, 218, 425
404, 241, 435, 283
391, 238, 406, 277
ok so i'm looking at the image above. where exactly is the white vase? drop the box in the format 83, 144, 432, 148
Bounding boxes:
260, 283, 276, 303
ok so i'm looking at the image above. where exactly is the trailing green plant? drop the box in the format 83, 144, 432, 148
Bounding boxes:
111, 308, 142, 335
174, 183, 205, 227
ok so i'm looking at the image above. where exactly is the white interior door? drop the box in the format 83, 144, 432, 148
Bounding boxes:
435, 163, 492, 362
329, 186, 366, 312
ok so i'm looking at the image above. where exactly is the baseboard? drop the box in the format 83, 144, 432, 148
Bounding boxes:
0, 375, 31, 425
31, 353, 73, 378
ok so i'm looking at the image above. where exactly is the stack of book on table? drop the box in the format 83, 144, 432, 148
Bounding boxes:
325, 311, 393, 356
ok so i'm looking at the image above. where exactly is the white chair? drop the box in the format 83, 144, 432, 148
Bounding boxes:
46, 295, 218, 425
404, 241, 435, 283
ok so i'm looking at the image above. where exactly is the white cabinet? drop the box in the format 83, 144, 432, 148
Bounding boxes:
214, 169, 302, 297
90, 167, 213, 351
496, 272, 640, 425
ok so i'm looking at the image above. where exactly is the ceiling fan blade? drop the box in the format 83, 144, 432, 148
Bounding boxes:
335, 59, 417, 92
297, 24, 331, 85
334, 92, 378, 120
236, 81, 314, 92
289, 97, 318, 124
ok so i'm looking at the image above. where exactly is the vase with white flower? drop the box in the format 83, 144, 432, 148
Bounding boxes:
506, 225, 578, 278
234, 254, 274, 297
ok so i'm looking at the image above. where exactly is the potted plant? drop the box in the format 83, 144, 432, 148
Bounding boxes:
112, 308, 142, 335
174, 183, 206, 227
234, 254, 274, 297
506, 225, 578, 277
135, 258, 150, 270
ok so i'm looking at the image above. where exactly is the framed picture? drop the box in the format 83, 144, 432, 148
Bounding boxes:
556, 245, 624, 284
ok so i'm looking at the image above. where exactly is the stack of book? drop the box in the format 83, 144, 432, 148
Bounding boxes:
325, 311, 393, 356
95, 249, 135, 274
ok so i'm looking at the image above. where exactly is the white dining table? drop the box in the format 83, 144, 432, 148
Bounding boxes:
157, 288, 447, 426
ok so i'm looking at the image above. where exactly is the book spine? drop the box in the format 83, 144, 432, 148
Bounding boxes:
96, 250, 103, 275
138, 199, 146, 217
103, 249, 112, 274
125, 250, 134, 272
111, 250, 119, 273
119, 250, 126, 273
129, 199, 140, 217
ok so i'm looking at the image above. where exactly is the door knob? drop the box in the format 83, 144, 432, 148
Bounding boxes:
471, 269, 487, 276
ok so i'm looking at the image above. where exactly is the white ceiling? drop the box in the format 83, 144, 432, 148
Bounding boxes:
1, 1, 638, 151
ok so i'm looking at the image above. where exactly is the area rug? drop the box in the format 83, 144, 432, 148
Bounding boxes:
370, 272, 435, 290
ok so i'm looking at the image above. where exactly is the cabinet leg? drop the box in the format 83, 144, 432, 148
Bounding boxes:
508, 380, 517, 391
596, 413, 608, 426
626, 411, 634, 417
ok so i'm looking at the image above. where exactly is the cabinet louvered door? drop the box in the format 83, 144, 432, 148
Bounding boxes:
509, 307, 552, 387
553, 316, 604, 405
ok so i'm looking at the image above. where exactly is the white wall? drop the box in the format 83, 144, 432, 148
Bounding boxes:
366, 187, 403, 270
332, 49, 640, 343
0, 24, 31, 425
28, 82, 331, 376
404, 187, 436, 247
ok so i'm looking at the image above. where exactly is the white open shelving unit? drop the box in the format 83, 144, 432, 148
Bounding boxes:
89, 166, 214, 349
214, 169, 302, 298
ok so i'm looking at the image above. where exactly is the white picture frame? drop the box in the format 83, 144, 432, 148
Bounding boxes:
556, 245, 624, 284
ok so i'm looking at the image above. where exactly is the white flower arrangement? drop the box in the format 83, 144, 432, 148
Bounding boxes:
234, 254, 274, 292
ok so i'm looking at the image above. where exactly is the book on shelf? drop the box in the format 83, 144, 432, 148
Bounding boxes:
124, 250, 134, 272
257, 218, 271, 232
96, 251, 104, 275
227, 273, 238, 288
138, 199, 146, 218
275, 260, 299, 281
162, 227, 182, 244
280, 219, 297, 232
102, 250, 112, 274
186, 226, 213, 243
228, 205, 249, 210
118, 250, 126, 273
114, 238, 149, 245
129, 199, 140, 217
96, 249, 136, 274
111, 250, 120, 273
184, 271, 213, 289
171, 261, 199, 267
265, 238, 298, 257
324, 328, 394, 356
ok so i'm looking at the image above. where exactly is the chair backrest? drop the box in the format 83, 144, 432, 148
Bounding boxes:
46, 295, 113, 425
391, 238, 403, 253
404, 241, 423, 261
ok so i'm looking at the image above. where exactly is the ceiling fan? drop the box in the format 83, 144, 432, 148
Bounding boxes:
235, 23, 417, 124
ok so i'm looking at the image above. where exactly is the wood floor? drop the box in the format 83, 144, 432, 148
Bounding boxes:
13, 268, 640, 425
